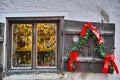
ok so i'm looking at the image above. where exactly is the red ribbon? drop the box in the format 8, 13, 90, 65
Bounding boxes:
80, 22, 102, 44
102, 54, 119, 74
68, 51, 79, 71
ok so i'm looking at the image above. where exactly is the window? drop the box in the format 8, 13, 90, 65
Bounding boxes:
12, 24, 32, 68
6, 18, 115, 73
6, 17, 64, 72
36, 23, 57, 67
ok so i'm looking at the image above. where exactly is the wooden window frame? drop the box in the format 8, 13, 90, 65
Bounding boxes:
6, 17, 64, 73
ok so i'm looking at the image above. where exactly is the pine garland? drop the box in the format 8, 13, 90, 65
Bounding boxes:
67, 22, 119, 74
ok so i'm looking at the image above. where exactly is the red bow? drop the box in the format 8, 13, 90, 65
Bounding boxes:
68, 51, 79, 71
102, 54, 119, 74
80, 22, 102, 44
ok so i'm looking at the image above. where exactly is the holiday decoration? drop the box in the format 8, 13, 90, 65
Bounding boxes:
102, 54, 119, 74
68, 51, 79, 71
67, 22, 119, 74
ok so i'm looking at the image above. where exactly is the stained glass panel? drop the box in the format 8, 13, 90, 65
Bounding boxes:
37, 23, 57, 67
12, 24, 32, 68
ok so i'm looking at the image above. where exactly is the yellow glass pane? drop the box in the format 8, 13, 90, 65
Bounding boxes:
12, 24, 32, 68
37, 23, 57, 66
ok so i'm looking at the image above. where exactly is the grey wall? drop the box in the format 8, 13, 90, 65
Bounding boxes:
0, 0, 120, 80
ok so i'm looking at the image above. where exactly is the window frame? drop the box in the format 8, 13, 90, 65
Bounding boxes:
6, 17, 64, 73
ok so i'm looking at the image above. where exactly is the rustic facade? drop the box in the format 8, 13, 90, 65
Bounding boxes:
0, 0, 120, 80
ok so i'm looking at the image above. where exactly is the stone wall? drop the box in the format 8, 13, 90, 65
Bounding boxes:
0, 0, 120, 80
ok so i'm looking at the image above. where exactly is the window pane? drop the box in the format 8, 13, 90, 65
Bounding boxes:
37, 23, 57, 67
12, 24, 32, 68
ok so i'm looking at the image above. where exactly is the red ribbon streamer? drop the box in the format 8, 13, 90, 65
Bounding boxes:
68, 51, 79, 71
80, 22, 102, 44
102, 54, 119, 74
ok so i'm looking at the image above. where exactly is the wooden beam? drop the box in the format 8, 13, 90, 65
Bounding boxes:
63, 56, 104, 63
64, 29, 114, 36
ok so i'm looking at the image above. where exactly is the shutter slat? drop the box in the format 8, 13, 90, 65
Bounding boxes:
63, 56, 104, 62
64, 29, 114, 36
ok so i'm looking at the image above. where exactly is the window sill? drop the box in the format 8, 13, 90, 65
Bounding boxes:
6, 68, 60, 75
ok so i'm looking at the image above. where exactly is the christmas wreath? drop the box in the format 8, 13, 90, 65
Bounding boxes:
67, 22, 119, 74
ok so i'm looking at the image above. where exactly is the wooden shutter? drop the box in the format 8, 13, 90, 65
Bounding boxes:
0, 23, 4, 73
0, 23, 4, 42
63, 20, 115, 73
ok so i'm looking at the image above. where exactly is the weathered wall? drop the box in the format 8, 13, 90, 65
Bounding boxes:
0, 0, 120, 80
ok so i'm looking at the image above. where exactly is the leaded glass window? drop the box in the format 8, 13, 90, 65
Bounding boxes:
11, 23, 57, 68
12, 24, 32, 68
36, 23, 57, 67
